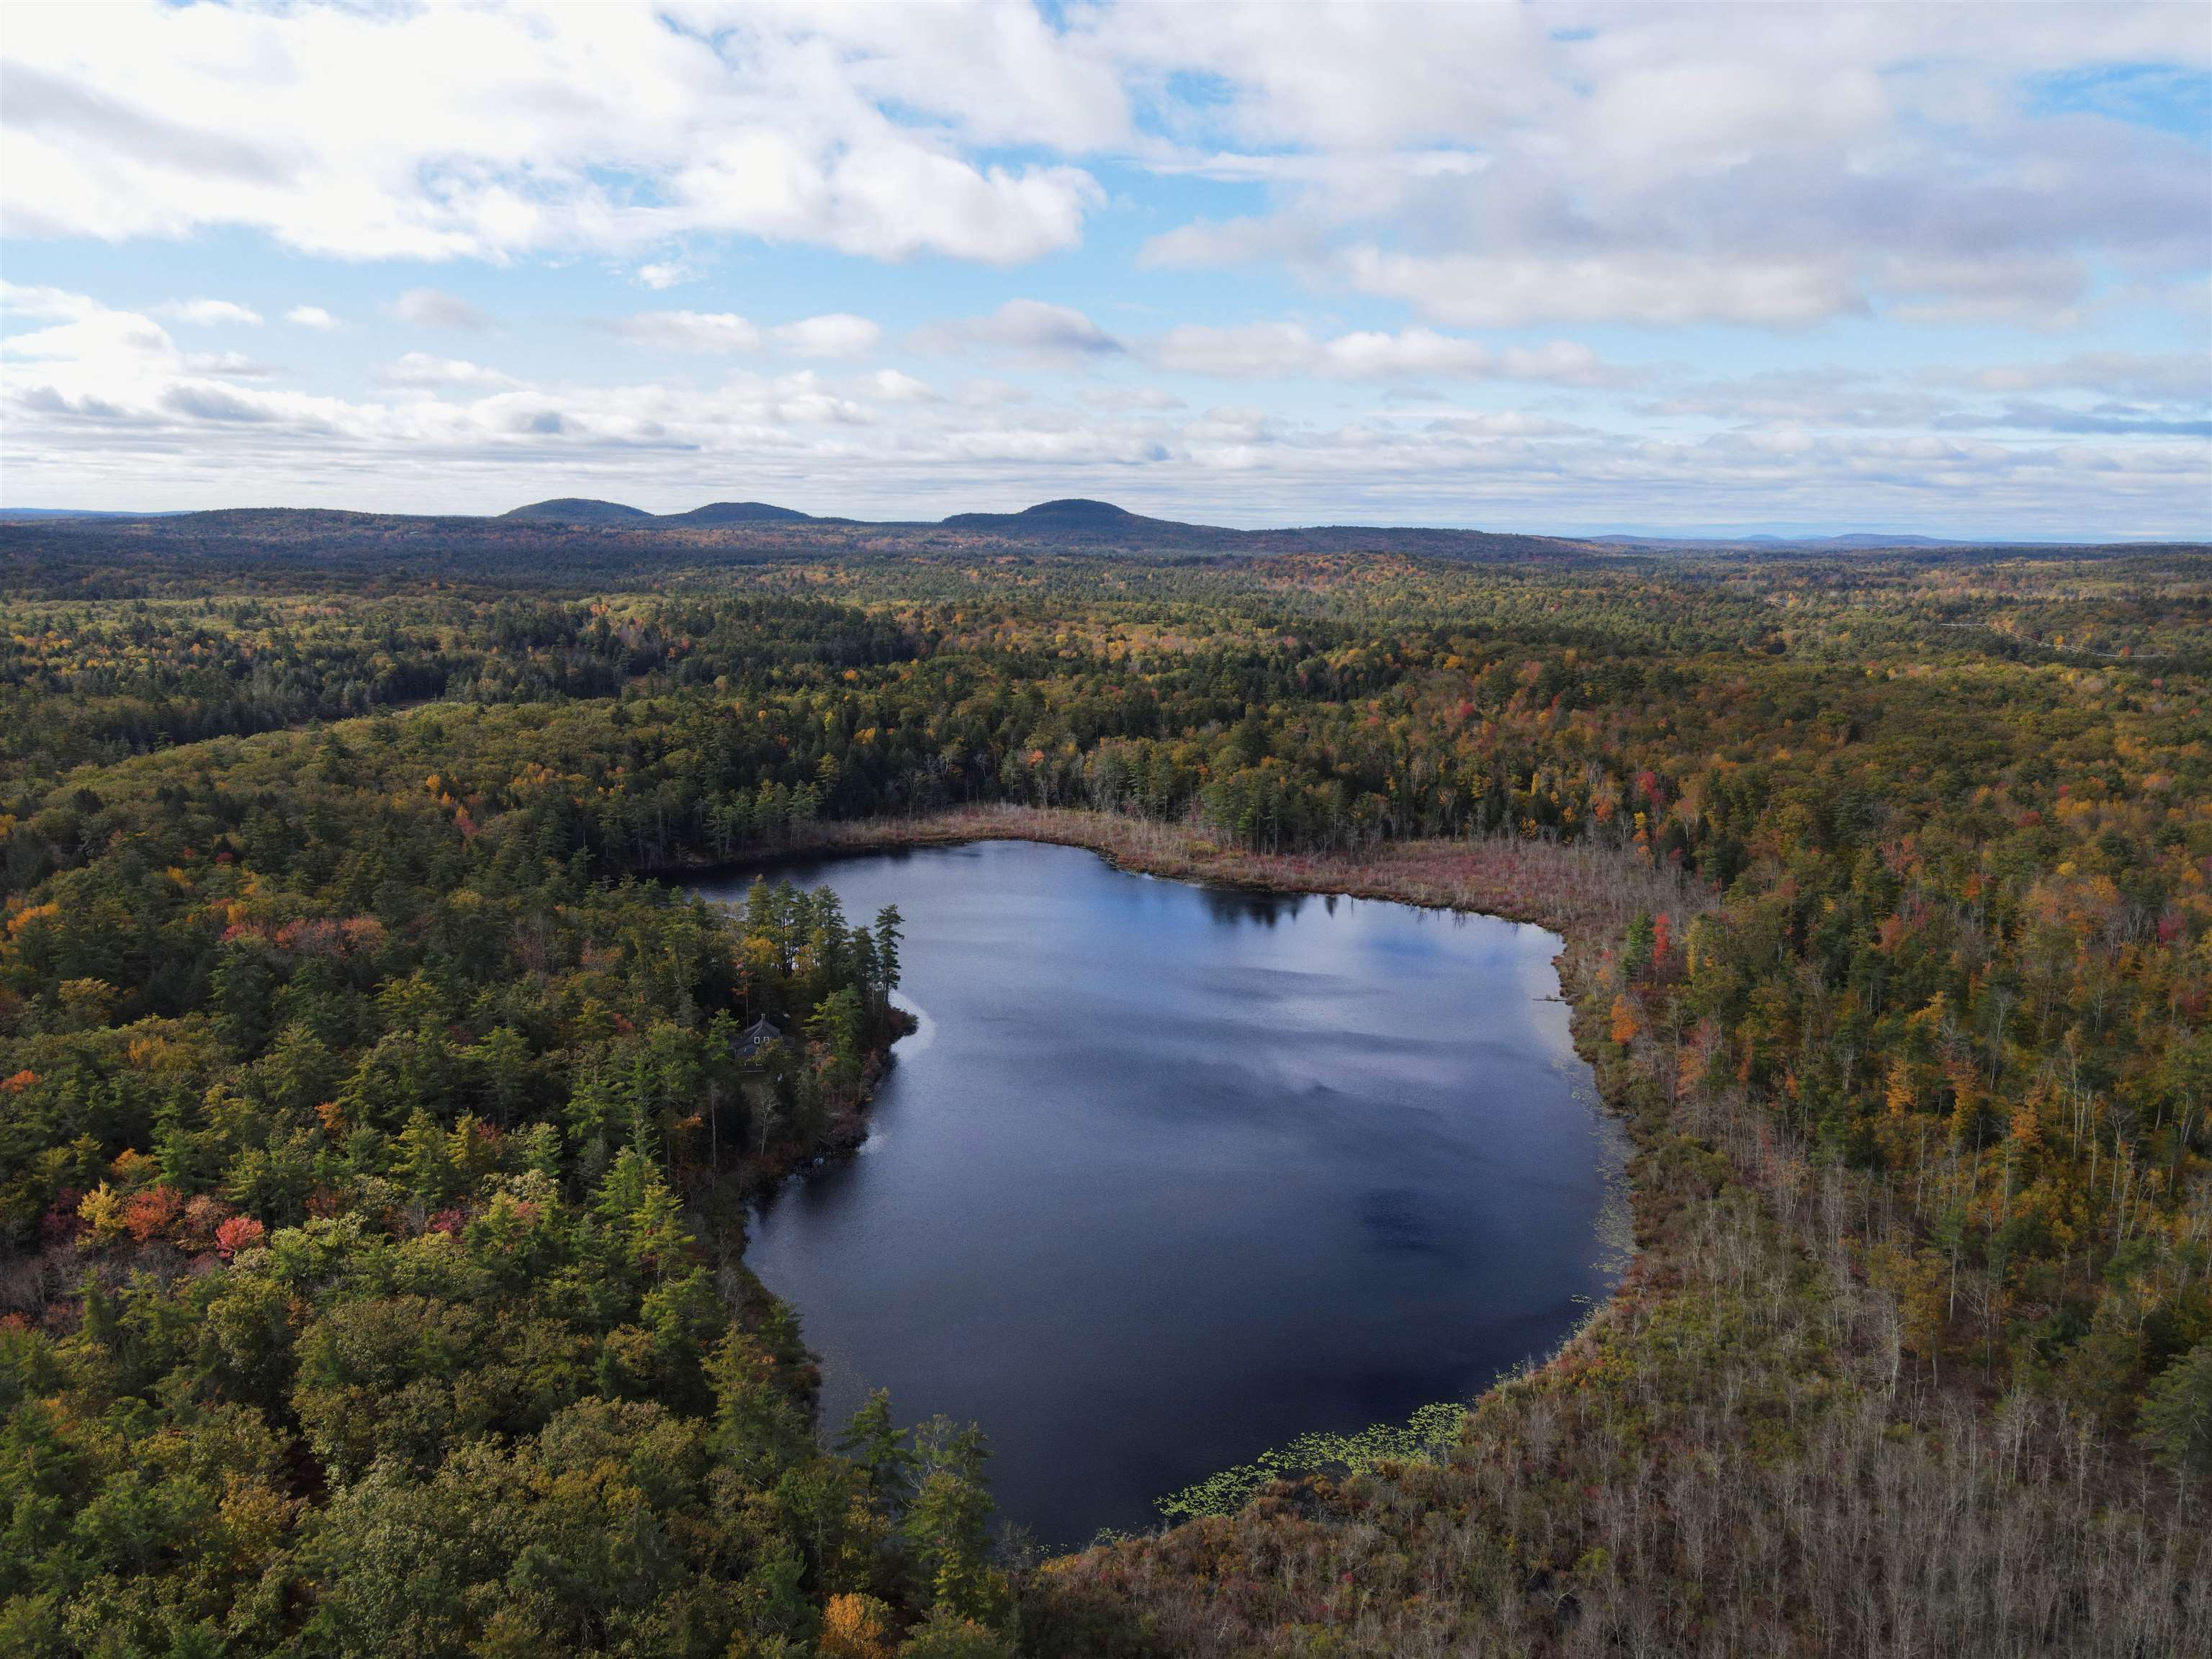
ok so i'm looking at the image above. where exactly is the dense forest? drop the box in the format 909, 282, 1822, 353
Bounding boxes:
0, 500, 1620, 586
1, 526, 2206, 1655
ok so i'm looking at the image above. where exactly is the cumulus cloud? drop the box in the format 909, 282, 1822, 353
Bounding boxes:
1321, 251, 1865, 330
386, 289, 494, 330
912, 300, 1123, 360
376, 353, 521, 392
8, 284, 2205, 536
153, 297, 262, 327
1933, 352, 2212, 402
611, 311, 763, 354
5, 3, 2203, 331
2, 285, 353, 437
1962, 404, 2212, 438
3, 7, 2206, 532
607, 309, 884, 358
1640, 368, 1951, 430
0, 1, 1106, 265
181, 350, 278, 379
867, 369, 937, 403
1150, 324, 1633, 386
1115, 4, 2211, 328
772, 313, 883, 359
1649, 351, 2212, 436
2, 282, 176, 375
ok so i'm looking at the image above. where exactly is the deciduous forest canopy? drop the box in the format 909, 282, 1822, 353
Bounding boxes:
1, 511, 2206, 1656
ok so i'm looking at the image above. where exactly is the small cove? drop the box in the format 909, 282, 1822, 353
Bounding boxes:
694, 839, 1625, 1549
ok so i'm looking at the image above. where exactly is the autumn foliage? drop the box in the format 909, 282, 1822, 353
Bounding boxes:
1, 529, 2205, 1653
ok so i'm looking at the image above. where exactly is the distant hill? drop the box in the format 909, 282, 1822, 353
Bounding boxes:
941, 498, 1144, 531
663, 501, 814, 525
9, 498, 2183, 588
502, 498, 654, 523
934, 497, 1251, 552
942, 500, 1612, 560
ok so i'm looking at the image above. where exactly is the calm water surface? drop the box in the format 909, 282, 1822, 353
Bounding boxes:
694, 840, 1622, 1547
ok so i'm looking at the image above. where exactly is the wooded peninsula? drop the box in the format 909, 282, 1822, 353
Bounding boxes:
1, 510, 2206, 1656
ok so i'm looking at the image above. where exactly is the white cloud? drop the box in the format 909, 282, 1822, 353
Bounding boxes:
1323, 329, 1504, 381
1936, 353, 2212, 403
1151, 323, 1632, 386
3, 9, 2206, 533
1084, 384, 1186, 413
1146, 321, 1310, 379
1640, 367, 1948, 430
612, 310, 763, 354
386, 288, 494, 330
2, 282, 175, 372
0, 1, 1105, 265
1330, 250, 1864, 330
788, 2, 1129, 153
671, 133, 1099, 266
3, 283, 112, 329
772, 313, 882, 359
9, 284, 2203, 536
913, 300, 1123, 360
1112, 3, 2212, 328
867, 369, 937, 403
1645, 351, 2212, 435
957, 378, 1035, 408
376, 352, 521, 391
181, 350, 277, 378
154, 297, 262, 327
608, 309, 884, 359
5, 2, 2201, 330
1964, 403, 2212, 438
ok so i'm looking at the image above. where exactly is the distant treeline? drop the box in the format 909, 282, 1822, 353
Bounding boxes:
14, 500, 2189, 593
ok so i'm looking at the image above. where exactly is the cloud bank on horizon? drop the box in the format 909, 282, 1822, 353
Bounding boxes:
1, 0, 2206, 538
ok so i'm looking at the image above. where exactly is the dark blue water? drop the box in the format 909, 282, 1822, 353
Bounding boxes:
694, 840, 1622, 1548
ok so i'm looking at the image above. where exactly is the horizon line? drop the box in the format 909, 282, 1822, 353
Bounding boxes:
1, 500, 2202, 548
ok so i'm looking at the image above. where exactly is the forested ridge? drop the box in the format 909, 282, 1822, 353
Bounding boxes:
1, 532, 2206, 1655
0, 503, 1601, 581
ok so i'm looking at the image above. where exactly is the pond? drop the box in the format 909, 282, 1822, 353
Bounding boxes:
693, 839, 1625, 1549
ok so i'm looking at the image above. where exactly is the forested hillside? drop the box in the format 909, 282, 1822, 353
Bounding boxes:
0, 502, 1599, 585
1, 531, 2206, 1655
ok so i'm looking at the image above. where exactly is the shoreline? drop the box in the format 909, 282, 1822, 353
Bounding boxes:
676, 803, 1706, 938
683, 804, 1702, 1542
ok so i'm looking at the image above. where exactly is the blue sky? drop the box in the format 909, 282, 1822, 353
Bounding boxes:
3, 1, 2208, 538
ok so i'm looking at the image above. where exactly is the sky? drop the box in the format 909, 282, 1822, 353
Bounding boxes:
2, 1, 2208, 539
